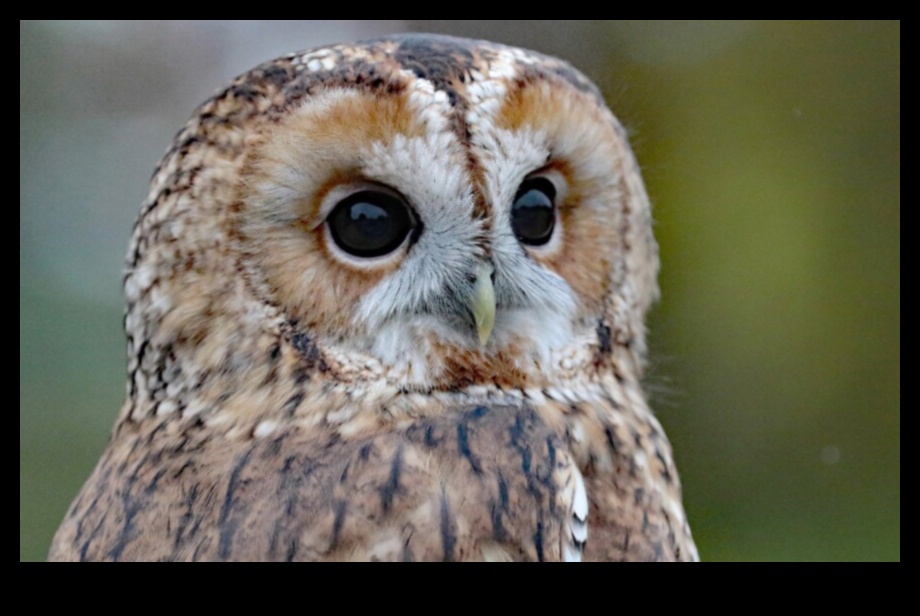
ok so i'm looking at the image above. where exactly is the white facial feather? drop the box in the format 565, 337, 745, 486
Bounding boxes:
355, 133, 484, 327
349, 95, 579, 376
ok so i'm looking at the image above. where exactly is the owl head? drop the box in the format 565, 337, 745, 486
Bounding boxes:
123, 35, 659, 423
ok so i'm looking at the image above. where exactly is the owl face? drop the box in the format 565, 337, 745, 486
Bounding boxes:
234, 36, 652, 391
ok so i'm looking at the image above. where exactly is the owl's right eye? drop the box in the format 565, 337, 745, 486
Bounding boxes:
326, 191, 417, 258
511, 177, 557, 246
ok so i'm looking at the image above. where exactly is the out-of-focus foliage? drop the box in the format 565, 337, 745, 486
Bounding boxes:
21, 20, 899, 562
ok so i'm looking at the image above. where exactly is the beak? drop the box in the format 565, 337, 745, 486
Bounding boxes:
469, 263, 496, 346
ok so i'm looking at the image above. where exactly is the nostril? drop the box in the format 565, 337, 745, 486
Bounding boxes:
467, 262, 495, 286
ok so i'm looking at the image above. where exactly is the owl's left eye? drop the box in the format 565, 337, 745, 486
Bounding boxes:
511, 177, 556, 246
327, 191, 417, 258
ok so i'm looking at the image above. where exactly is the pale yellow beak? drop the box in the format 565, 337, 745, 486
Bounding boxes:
470, 264, 496, 346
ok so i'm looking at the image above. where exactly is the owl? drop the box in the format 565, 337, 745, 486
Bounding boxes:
49, 34, 697, 562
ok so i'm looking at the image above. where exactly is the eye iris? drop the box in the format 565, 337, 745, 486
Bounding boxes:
328, 191, 414, 258
511, 178, 556, 246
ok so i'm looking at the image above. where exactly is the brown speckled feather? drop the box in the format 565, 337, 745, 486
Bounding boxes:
53, 406, 587, 562
51, 34, 697, 562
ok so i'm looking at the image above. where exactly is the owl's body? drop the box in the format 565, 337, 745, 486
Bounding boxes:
50, 35, 697, 562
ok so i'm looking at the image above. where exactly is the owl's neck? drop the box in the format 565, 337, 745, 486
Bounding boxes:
118, 302, 648, 446
120, 255, 649, 441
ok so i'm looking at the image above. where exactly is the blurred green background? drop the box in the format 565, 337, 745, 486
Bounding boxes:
20, 20, 899, 562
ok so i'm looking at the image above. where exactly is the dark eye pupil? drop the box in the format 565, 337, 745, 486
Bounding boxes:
327, 191, 415, 258
511, 178, 556, 246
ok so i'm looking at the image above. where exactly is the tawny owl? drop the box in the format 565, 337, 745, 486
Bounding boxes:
50, 34, 697, 562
